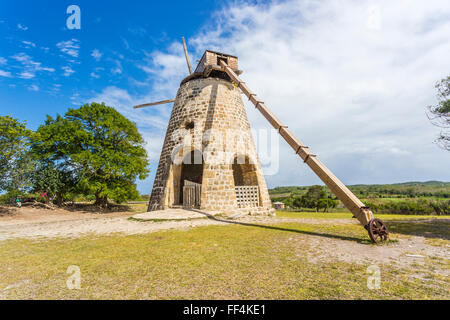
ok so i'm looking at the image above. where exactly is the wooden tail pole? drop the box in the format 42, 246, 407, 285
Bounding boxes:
219, 60, 389, 243
182, 37, 193, 75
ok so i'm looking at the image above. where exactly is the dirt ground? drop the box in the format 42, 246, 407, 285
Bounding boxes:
0, 206, 448, 274
0, 206, 326, 240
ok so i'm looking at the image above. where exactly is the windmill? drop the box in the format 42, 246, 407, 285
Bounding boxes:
134, 38, 389, 243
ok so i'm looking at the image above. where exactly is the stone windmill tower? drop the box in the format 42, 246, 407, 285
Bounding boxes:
135, 38, 390, 243
135, 44, 274, 216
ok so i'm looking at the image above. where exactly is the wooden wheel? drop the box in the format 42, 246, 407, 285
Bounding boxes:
368, 218, 389, 243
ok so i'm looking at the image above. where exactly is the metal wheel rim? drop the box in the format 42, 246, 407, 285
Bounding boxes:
368, 218, 389, 243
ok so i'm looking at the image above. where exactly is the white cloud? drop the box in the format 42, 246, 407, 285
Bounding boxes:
28, 84, 39, 91
121, 37, 131, 51
50, 84, 62, 93
111, 60, 123, 75
137, 42, 188, 95
70, 93, 83, 106
0, 70, 12, 77
18, 71, 34, 79
11, 53, 55, 79
0, 57, 7, 65
56, 39, 80, 58
131, 0, 450, 188
62, 66, 75, 77
22, 41, 36, 48
90, 72, 100, 79
17, 24, 28, 31
111, 67, 122, 75
91, 49, 102, 61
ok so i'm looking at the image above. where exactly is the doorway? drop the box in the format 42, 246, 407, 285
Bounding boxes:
180, 150, 203, 205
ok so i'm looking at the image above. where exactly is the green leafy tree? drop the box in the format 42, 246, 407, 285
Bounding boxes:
4, 153, 36, 200
32, 163, 75, 205
31, 103, 149, 207
292, 196, 304, 208
317, 198, 337, 212
0, 115, 33, 196
427, 75, 450, 150
301, 185, 327, 211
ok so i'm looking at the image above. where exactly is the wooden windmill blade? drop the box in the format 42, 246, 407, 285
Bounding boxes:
133, 99, 175, 109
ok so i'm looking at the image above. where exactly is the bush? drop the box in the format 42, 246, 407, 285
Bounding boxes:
364, 199, 450, 215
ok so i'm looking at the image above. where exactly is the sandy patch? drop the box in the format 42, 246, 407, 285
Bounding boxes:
132, 208, 212, 220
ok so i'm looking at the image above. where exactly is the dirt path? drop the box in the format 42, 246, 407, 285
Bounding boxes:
0, 206, 355, 241
0, 206, 132, 225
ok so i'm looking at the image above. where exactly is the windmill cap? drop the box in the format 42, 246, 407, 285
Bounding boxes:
193, 50, 240, 75
203, 50, 237, 58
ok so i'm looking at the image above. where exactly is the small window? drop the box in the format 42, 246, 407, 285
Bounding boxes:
217, 56, 228, 66
185, 121, 195, 130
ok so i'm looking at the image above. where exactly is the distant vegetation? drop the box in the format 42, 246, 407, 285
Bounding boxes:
270, 182, 450, 215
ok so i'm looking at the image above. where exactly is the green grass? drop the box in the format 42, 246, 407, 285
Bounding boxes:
0, 220, 448, 299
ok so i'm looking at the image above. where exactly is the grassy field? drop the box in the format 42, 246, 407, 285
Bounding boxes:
0, 213, 448, 299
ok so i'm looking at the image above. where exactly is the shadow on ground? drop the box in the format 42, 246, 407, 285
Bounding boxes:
386, 219, 450, 240
62, 203, 131, 214
187, 209, 368, 244
0, 205, 16, 216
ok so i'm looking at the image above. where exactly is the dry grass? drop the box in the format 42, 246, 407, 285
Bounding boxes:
0, 220, 448, 300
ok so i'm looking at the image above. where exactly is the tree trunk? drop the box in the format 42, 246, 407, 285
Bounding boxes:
56, 192, 63, 207
94, 193, 101, 206
43, 191, 49, 204
95, 193, 108, 208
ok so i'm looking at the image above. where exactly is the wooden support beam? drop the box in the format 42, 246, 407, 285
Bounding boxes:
133, 99, 175, 109
219, 59, 375, 227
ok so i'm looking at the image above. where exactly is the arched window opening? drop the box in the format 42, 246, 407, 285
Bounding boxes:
232, 155, 260, 208
232, 156, 258, 186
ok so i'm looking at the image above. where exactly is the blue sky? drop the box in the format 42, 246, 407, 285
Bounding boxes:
1, 0, 450, 194
0, 0, 225, 193
0, 0, 219, 126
